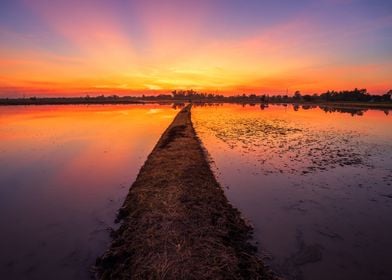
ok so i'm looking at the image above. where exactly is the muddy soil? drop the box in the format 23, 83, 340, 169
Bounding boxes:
95, 105, 276, 279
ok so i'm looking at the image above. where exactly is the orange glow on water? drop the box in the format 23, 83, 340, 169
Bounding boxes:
0, 105, 177, 149
0, 104, 178, 278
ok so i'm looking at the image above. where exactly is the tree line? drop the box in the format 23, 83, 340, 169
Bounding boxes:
169, 88, 392, 103
1, 88, 391, 105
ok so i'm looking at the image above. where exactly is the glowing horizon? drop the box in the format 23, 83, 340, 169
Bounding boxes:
0, 0, 391, 97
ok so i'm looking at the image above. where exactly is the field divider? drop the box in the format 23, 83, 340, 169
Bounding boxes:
95, 104, 276, 279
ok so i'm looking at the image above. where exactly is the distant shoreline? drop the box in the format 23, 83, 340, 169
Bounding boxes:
0, 97, 145, 106
0, 97, 391, 110
268, 101, 392, 110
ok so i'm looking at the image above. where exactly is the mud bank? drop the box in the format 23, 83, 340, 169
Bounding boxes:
95, 105, 275, 279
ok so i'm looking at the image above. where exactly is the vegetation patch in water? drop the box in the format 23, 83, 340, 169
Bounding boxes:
194, 113, 376, 175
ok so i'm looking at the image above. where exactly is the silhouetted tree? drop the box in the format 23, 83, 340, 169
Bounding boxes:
293, 91, 301, 100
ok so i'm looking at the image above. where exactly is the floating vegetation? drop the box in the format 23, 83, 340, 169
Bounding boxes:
193, 110, 376, 175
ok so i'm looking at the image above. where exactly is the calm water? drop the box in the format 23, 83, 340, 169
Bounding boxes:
0, 105, 177, 280
193, 104, 392, 280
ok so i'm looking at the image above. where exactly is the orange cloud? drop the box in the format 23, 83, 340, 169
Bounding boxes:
0, 1, 390, 96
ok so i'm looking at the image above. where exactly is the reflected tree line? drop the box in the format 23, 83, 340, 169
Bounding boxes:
189, 101, 390, 116
168, 89, 391, 116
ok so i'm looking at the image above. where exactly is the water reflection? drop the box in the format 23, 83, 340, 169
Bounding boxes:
193, 104, 392, 280
0, 105, 177, 280
192, 102, 390, 117
319, 106, 366, 116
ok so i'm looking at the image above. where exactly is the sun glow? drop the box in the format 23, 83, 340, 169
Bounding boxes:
0, 0, 391, 96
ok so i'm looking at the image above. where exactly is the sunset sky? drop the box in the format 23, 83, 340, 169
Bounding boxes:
0, 0, 391, 96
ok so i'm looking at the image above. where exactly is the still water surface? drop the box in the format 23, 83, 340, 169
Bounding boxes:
193, 104, 392, 280
0, 105, 177, 280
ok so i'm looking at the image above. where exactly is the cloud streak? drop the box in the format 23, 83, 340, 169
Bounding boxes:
0, 0, 391, 96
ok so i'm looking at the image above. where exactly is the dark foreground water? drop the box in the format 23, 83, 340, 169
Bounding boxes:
0, 105, 177, 280
193, 104, 392, 280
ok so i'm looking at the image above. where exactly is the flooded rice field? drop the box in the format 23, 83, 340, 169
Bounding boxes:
0, 105, 177, 280
193, 104, 392, 280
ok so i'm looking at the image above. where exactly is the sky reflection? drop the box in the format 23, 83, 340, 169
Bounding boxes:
0, 104, 177, 280
193, 104, 392, 280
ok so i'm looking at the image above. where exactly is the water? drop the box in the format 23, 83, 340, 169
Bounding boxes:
0, 104, 177, 280
193, 104, 392, 280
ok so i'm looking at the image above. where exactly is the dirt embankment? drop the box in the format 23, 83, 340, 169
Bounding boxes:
95, 105, 276, 279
